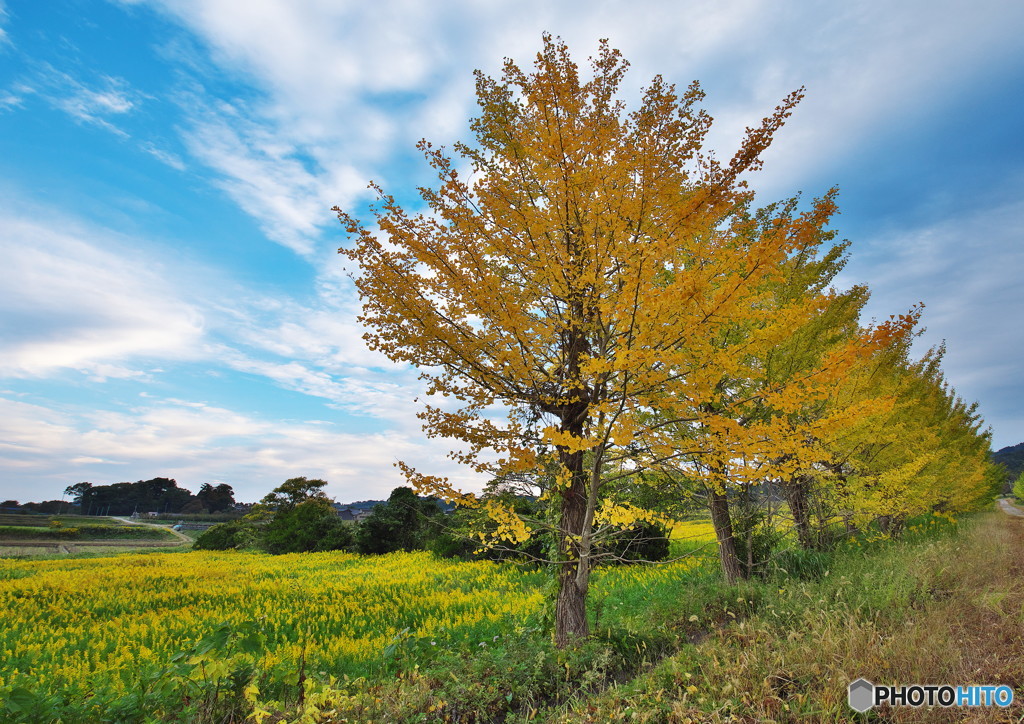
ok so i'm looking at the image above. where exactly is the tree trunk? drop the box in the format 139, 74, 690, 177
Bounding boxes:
707, 486, 745, 584
551, 298, 595, 648
783, 475, 815, 549
555, 445, 590, 648
555, 554, 589, 647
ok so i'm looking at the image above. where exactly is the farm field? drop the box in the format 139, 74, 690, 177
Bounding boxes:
0, 540, 713, 722
0, 542, 187, 558
0, 514, 184, 559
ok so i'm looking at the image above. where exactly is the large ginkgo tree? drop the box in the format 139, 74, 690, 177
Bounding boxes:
337, 35, 860, 646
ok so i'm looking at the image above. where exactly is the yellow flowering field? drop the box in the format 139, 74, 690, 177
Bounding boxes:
669, 519, 718, 543
0, 550, 548, 719
0, 534, 717, 720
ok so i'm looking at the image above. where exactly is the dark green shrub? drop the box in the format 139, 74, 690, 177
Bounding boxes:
193, 521, 258, 550
731, 507, 786, 578
601, 522, 671, 563
261, 498, 353, 554
354, 487, 442, 555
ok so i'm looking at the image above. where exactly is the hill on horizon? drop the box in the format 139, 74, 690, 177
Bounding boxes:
993, 442, 1024, 490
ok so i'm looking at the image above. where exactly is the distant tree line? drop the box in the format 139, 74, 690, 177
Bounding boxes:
4, 478, 239, 517
194, 477, 669, 564
0, 499, 70, 515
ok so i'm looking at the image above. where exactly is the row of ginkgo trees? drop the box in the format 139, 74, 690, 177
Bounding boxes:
335, 35, 998, 647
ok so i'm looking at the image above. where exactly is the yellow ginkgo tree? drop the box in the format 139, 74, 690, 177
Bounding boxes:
827, 343, 997, 533
337, 35, 863, 645
634, 199, 920, 580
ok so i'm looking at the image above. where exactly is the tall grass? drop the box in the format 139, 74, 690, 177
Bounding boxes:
549, 510, 1024, 723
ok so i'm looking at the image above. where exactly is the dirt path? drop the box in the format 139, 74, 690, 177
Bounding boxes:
997, 498, 1024, 517
112, 516, 192, 543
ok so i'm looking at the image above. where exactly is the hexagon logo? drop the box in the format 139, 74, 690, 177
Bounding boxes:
848, 678, 875, 712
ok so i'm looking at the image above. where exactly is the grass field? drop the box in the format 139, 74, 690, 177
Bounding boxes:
1, 511, 1019, 722
0, 515, 183, 559
0, 513, 103, 527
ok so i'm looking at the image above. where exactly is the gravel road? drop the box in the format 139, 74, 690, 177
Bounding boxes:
112, 516, 193, 543
997, 498, 1024, 517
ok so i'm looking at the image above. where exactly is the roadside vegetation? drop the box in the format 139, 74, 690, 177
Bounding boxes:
3, 508, 1020, 722
549, 509, 1024, 723
1012, 470, 1024, 503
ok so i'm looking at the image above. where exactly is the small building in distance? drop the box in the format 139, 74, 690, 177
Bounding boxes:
333, 505, 375, 522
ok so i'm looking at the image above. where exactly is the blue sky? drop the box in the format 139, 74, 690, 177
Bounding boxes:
1, 0, 1022, 504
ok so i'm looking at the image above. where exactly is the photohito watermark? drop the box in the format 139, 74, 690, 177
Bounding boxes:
848, 678, 1014, 712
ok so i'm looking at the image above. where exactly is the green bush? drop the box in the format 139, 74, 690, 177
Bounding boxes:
261, 498, 353, 554
425, 511, 479, 559
193, 521, 259, 551
600, 522, 671, 564
731, 507, 787, 578
355, 487, 442, 555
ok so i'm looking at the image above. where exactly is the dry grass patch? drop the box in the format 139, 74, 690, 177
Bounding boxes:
548, 511, 1024, 723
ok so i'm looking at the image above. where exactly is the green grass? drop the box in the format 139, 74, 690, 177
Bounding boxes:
0, 543, 190, 560
255, 511, 1007, 723
544, 511, 1022, 723
2, 510, 1013, 723
0, 524, 177, 541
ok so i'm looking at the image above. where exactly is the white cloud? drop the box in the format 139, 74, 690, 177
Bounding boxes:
224, 351, 425, 426
205, 279, 436, 430
141, 142, 187, 171
125, 0, 1024, 443
178, 99, 364, 256
0, 195, 431, 430
845, 194, 1024, 448
30, 66, 140, 137
735, 1, 1024, 198
0, 212, 205, 378
114, 0, 1024, 260
0, 1, 9, 48
226, 295, 384, 369
134, 0, 453, 108
0, 394, 483, 504
0, 92, 21, 112
5, 0, 1022, 502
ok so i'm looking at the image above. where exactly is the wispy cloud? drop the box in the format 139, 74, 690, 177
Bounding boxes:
178, 97, 364, 256
0, 194, 436, 441
111, 0, 488, 256
0, 91, 21, 112
0, 211, 205, 379
3, 0, 1021, 505
0, 1, 9, 48
141, 141, 186, 171
204, 276, 433, 428
116, 0, 1024, 259
27, 65, 141, 137
842, 191, 1024, 446
0, 394, 481, 503
127, 0, 1024, 446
